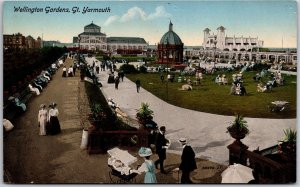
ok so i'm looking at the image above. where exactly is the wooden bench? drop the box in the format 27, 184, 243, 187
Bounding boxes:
3, 87, 33, 121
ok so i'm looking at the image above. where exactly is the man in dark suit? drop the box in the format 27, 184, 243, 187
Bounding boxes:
154, 126, 168, 174
179, 138, 197, 183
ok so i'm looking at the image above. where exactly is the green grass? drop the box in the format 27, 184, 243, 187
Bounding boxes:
126, 71, 296, 119
96, 56, 156, 62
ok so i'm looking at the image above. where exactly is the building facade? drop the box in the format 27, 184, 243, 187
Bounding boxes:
25, 35, 42, 49
78, 22, 107, 51
4, 33, 42, 49
203, 26, 264, 51
157, 21, 184, 64
75, 22, 148, 53
4, 33, 26, 49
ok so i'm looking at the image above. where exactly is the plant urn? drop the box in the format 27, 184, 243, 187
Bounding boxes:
229, 131, 246, 142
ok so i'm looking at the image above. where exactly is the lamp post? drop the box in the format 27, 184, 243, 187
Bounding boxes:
213, 35, 217, 62
78, 36, 81, 63
166, 47, 169, 101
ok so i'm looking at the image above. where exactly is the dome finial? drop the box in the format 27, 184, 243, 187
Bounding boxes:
169, 20, 173, 31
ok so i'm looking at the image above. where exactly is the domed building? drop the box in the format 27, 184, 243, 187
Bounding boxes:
77, 22, 107, 51
74, 22, 148, 54
157, 21, 184, 64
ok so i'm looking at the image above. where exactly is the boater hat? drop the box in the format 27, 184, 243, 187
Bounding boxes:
179, 138, 187, 144
138, 147, 152, 157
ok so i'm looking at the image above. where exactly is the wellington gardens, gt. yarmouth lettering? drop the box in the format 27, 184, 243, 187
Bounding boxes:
13, 6, 111, 14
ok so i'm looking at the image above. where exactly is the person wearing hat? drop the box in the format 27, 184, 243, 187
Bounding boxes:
114, 76, 120, 89
62, 66, 67, 77
47, 103, 61, 135
133, 147, 157, 183
178, 138, 197, 183
38, 104, 47, 136
154, 126, 168, 174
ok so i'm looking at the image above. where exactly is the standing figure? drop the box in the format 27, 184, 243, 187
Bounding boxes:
154, 126, 168, 174
114, 76, 120, 89
160, 74, 164, 82
119, 71, 125, 82
134, 147, 157, 183
48, 103, 61, 135
38, 104, 47, 136
178, 138, 197, 184
95, 65, 99, 74
68, 66, 73, 77
62, 66, 67, 77
135, 79, 141, 93
73, 63, 77, 76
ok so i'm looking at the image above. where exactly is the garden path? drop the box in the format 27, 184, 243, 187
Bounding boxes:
87, 57, 296, 165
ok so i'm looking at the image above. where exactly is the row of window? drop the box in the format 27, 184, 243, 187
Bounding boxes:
81, 40, 106, 43
79, 44, 147, 51
107, 45, 146, 50
80, 45, 107, 50
225, 43, 258, 46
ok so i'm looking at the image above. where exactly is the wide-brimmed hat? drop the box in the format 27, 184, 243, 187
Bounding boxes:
49, 102, 56, 108
178, 138, 187, 144
138, 147, 152, 157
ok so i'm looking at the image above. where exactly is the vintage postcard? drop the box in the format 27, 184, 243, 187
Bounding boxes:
2, 0, 297, 184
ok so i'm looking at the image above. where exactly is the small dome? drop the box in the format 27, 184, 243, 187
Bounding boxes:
84, 22, 101, 33
160, 21, 183, 45
84, 22, 100, 29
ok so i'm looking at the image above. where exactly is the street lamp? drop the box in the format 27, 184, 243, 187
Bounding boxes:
213, 35, 217, 62
78, 36, 81, 63
166, 48, 169, 101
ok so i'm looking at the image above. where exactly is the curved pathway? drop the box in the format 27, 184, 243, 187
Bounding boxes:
87, 57, 296, 165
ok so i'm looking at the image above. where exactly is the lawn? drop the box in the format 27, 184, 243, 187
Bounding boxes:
126, 71, 296, 119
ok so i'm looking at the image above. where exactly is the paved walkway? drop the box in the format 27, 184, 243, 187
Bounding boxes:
4, 57, 227, 184
87, 57, 296, 165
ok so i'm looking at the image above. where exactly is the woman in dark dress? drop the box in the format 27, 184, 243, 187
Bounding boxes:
48, 103, 61, 135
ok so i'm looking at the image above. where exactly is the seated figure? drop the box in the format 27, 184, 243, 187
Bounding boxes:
108, 98, 118, 109
180, 84, 193, 91
28, 84, 40, 95
257, 83, 267, 92
235, 83, 241, 95
230, 83, 236, 95
215, 75, 220, 84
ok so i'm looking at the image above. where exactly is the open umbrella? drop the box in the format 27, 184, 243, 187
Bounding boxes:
221, 163, 254, 183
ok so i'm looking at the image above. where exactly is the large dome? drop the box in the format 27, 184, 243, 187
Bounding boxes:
160, 22, 183, 45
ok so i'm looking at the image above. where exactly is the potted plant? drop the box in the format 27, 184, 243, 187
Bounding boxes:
136, 102, 154, 125
226, 114, 249, 142
278, 128, 296, 158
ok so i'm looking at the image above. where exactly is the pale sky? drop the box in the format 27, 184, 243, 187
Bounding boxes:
2, 0, 298, 48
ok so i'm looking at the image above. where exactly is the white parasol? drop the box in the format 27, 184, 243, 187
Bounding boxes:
107, 147, 137, 166
221, 163, 254, 183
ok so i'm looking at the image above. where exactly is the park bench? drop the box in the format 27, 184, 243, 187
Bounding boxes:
3, 87, 33, 122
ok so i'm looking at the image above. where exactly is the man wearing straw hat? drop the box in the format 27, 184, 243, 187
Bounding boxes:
178, 138, 197, 183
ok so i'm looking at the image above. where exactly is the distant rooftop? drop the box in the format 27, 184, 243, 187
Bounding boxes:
107, 37, 147, 44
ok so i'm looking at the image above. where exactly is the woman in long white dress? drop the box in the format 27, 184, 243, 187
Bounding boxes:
38, 104, 47, 136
